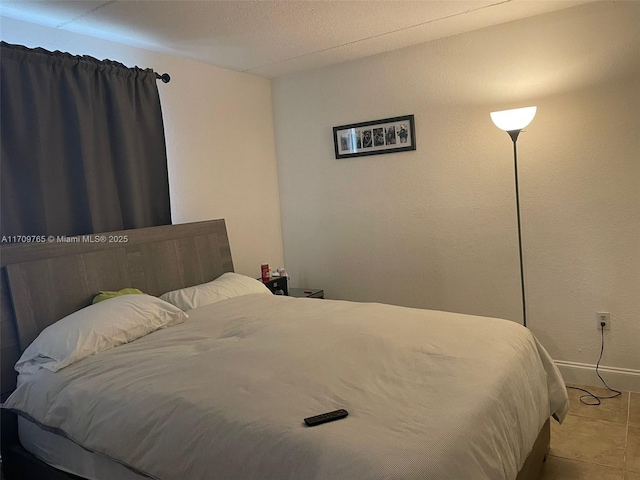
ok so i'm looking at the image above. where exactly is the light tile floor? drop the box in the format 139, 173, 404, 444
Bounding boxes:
539, 384, 640, 480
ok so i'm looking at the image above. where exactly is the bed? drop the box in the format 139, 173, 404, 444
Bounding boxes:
0, 219, 569, 480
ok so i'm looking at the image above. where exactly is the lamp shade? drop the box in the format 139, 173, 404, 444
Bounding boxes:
490, 106, 537, 131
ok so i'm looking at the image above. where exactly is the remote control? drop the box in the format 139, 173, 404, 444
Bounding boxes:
304, 409, 348, 427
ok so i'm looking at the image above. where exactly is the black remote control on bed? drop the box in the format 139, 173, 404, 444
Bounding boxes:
304, 409, 348, 427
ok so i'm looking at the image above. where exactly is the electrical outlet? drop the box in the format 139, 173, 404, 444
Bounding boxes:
596, 312, 610, 330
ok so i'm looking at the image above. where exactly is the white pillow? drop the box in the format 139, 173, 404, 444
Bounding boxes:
160, 272, 271, 311
15, 294, 187, 376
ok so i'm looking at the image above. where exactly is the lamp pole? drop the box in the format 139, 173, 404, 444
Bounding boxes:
508, 130, 527, 328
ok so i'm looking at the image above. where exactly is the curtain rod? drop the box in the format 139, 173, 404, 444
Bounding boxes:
155, 72, 171, 83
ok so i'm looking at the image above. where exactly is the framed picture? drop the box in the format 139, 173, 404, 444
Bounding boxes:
332, 114, 416, 159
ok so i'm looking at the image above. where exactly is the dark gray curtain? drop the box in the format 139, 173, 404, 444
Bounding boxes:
0, 42, 171, 237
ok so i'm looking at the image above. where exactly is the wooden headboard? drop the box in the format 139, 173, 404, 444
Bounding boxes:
0, 219, 233, 398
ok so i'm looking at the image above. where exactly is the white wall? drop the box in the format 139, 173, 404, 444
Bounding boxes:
0, 17, 284, 277
272, 2, 640, 389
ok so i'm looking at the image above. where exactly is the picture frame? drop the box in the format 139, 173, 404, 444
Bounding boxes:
332, 114, 416, 159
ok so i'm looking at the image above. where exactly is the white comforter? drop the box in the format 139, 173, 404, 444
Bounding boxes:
4, 294, 569, 480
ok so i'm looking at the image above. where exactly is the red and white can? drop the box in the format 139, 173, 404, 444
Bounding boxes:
261, 263, 270, 282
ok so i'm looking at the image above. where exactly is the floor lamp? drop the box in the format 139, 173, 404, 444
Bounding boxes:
490, 106, 537, 328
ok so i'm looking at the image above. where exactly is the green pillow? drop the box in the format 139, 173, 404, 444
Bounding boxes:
92, 288, 145, 304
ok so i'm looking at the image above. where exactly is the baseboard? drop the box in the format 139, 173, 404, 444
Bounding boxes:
554, 360, 640, 393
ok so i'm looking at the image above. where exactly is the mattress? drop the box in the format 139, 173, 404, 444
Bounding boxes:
5, 294, 569, 480
18, 416, 149, 480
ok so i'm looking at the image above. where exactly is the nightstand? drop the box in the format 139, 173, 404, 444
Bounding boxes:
260, 276, 289, 295
288, 287, 324, 299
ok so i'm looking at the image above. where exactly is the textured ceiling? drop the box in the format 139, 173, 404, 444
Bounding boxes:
0, 0, 595, 78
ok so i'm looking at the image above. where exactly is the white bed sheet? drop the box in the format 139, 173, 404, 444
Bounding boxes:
18, 416, 150, 480
5, 294, 569, 480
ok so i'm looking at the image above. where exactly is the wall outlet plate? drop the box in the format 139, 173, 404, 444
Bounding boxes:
596, 312, 610, 330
